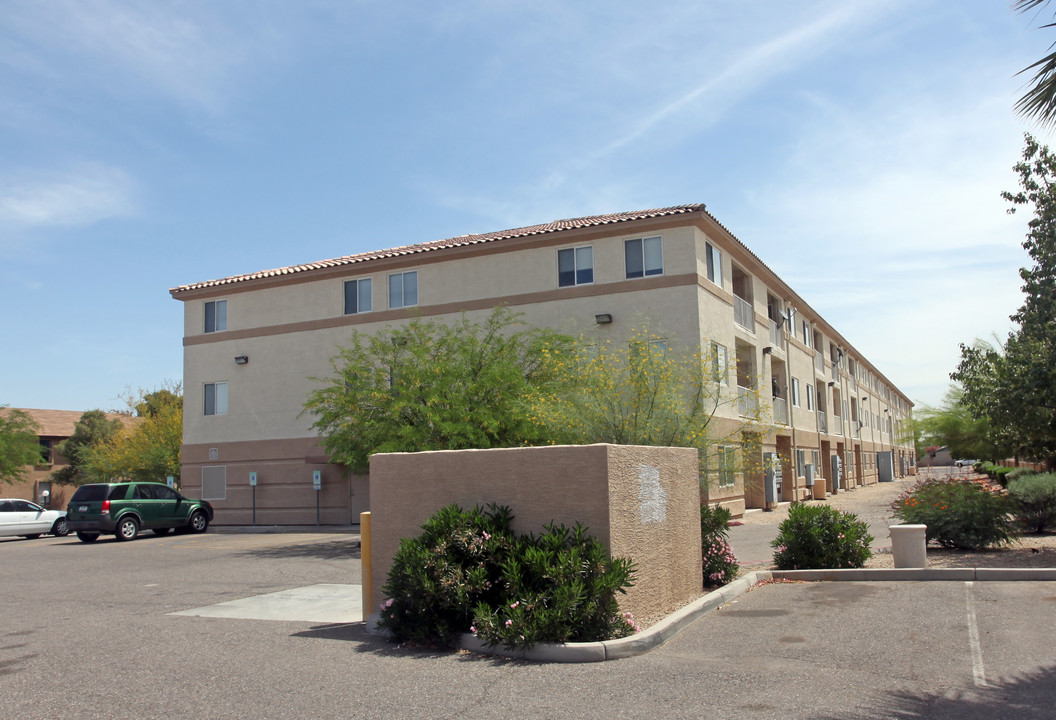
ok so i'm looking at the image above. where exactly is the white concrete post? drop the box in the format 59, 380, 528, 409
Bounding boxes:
889, 524, 927, 568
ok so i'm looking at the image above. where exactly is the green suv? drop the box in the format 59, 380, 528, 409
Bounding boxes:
66, 482, 214, 543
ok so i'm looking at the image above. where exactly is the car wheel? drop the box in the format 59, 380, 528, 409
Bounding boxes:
77, 532, 100, 543
115, 516, 140, 542
52, 517, 70, 536
152, 527, 172, 536
189, 510, 209, 534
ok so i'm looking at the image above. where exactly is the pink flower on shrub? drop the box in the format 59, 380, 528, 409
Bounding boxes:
505, 619, 513, 627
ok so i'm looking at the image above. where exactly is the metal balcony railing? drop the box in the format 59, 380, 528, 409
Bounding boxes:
768, 320, 786, 352
734, 296, 755, 333
831, 362, 839, 382
772, 397, 788, 425
814, 351, 823, 372
818, 410, 828, 434
832, 413, 843, 435
737, 385, 756, 417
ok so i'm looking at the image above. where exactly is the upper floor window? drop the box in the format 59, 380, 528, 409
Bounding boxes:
705, 242, 722, 286
801, 320, 810, 347
204, 300, 227, 333
344, 278, 372, 315
806, 384, 815, 411
204, 382, 228, 416
389, 271, 418, 309
558, 246, 594, 287
791, 377, 801, 406
625, 236, 663, 279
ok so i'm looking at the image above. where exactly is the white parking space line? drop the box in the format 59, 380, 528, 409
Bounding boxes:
964, 581, 987, 688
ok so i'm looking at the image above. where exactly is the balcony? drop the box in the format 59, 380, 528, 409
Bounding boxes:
831, 362, 839, 382
772, 397, 788, 425
768, 320, 786, 352
814, 351, 823, 373
818, 410, 828, 434
832, 413, 843, 436
734, 297, 755, 333
737, 385, 757, 417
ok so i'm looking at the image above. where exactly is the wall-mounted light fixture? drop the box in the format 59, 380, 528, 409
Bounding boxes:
235, 355, 249, 365
828, 381, 836, 387
595, 313, 613, 324
861, 396, 869, 402
762, 346, 773, 355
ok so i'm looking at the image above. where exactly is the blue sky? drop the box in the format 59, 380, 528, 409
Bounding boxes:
0, 0, 1050, 413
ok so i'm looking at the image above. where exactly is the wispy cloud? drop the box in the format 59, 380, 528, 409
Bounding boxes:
593, 5, 877, 161
0, 165, 135, 233
0, 0, 268, 115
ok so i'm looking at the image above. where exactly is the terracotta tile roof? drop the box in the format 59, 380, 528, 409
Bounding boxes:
10, 408, 134, 438
170, 203, 709, 295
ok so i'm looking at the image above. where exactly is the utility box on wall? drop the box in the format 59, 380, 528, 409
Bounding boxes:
368, 444, 703, 628
831, 454, 843, 491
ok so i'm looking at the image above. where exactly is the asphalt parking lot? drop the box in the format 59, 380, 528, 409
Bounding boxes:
3, 532, 1054, 719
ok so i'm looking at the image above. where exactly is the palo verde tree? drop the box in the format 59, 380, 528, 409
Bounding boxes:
0, 406, 43, 485
527, 328, 769, 488
303, 307, 574, 473
954, 134, 1056, 466
908, 384, 1007, 463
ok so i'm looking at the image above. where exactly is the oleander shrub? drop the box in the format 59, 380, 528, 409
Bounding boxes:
1008, 472, 1056, 533
893, 477, 1015, 550
771, 503, 873, 570
471, 523, 638, 650
700, 504, 739, 587
376, 503, 515, 647
376, 504, 637, 650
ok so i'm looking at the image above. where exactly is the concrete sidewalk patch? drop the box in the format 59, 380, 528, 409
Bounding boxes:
171, 583, 362, 623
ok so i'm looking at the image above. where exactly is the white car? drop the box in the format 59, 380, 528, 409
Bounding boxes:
0, 499, 70, 539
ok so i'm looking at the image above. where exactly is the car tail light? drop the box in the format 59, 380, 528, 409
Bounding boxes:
100, 500, 110, 515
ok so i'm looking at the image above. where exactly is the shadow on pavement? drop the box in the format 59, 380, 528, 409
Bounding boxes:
236, 537, 361, 560
810, 665, 1056, 720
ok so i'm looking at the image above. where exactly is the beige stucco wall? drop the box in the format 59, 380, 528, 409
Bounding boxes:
368, 444, 703, 625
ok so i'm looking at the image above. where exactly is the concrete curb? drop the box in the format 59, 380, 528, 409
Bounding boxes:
454, 570, 775, 663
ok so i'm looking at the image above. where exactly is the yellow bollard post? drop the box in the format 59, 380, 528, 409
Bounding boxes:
360, 511, 372, 617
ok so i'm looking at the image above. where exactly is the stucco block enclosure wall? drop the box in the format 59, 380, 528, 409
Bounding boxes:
369, 443, 703, 625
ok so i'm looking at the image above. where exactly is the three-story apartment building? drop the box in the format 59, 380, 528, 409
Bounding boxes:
171, 204, 914, 525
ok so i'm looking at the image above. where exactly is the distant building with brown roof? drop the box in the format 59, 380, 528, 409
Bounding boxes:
3, 408, 131, 509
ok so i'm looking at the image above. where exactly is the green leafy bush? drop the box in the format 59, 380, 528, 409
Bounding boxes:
771, 503, 873, 570
700, 504, 739, 587
471, 523, 637, 650
1008, 472, 1056, 532
893, 477, 1015, 549
993, 466, 1015, 487
1006, 467, 1039, 484
376, 504, 514, 647
376, 504, 637, 650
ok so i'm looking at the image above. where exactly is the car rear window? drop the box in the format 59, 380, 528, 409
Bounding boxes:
70, 485, 130, 502
71, 485, 108, 502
